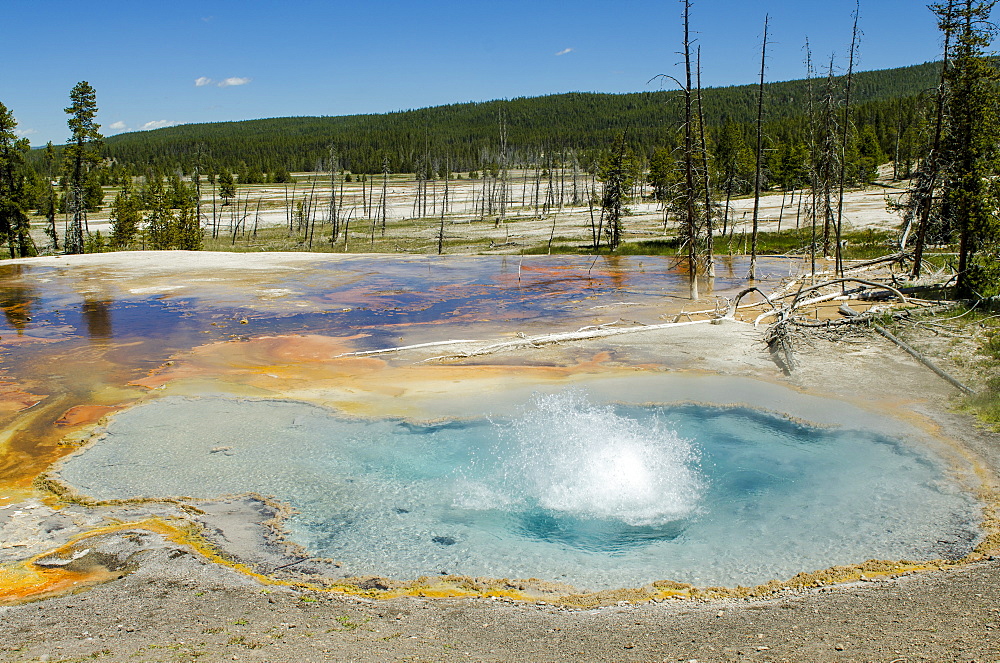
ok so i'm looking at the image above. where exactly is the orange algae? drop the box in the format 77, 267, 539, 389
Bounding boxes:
54, 405, 122, 427
123, 334, 620, 420
0, 517, 243, 605
0, 559, 119, 604
0, 382, 46, 414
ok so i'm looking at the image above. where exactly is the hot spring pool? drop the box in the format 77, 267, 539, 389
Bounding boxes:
57, 388, 982, 590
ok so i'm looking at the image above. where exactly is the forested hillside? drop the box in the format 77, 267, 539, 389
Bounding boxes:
88, 61, 941, 176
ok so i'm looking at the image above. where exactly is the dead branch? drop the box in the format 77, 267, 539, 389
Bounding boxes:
729, 287, 778, 316
421, 319, 718, 362
764, 318, 796, 375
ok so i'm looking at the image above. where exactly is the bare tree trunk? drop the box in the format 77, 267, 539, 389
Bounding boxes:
252, 197, 261, 238
587, 182, 599, 248
495, 110, 508, 228
722, 185, 732, 237
908, 0, 954, 278
835, 1, 860, 278
682, 0, 699, 299
749, 14, 769, 281
533, 158, 542, 215
438, 159, 449, 254
572, 153, 580, 205
807, 37, 819, 281
777, 188, 787, 232
480, 168, 488, 221
306, 175, 319, 246
696, 46, 715, 278
329, 148, 340, 242
343, 207, 355, 252
379, 157, 389, 237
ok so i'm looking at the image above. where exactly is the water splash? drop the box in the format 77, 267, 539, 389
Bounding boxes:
496, 391, 702, 527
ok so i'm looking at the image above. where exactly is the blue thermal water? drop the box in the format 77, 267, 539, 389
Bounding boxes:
57, 392, 981, 589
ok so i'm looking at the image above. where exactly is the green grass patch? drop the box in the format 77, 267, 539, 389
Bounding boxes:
964, 391, 1000, 427
523, 229, 903, 259
964, 312, 1000, 428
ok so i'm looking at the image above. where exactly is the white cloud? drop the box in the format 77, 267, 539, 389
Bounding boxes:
555, 47, 573, 56
108, 121, 128, 131
140, 120, 180, 131
196, 76, 252, 88
218, 77, 251, 87
14, 128, 37, 137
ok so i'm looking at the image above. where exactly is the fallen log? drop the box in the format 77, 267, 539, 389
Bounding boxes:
840, 304, 975, 395
336, 318, 724, 361
754, 278, 910, 326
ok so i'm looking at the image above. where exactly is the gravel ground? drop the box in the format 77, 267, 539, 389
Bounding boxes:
2, 553, 998, 663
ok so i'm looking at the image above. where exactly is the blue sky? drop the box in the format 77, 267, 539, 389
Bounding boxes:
6, 0, 952, 146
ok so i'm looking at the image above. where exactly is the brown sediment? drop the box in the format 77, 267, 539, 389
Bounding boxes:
0, 381, 47, 414
54, 405, 123, 427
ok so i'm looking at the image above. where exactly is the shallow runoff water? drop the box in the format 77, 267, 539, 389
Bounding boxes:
57, 390, 981, 590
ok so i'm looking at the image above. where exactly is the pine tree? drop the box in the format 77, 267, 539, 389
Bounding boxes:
64, 81, 103, 254
145, 176, 174, 250
109, 181, 141, 250
647, 147, 674, 201
175, 201, 202, 250
599, 133, 633, 251
0, 101, 35, 258
713, 122, 752, 236
217, 171, 236, 206
43, 141, 59, 250
941, 0, 1000, 296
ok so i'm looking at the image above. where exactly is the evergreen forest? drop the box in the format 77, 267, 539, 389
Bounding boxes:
66, 61, 941, 178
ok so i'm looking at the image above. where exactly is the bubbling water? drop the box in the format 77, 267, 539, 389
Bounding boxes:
465, 391, 702, 527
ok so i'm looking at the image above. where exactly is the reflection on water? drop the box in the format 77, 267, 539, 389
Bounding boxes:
0, 267, 36, 335
81, 300, 113, 340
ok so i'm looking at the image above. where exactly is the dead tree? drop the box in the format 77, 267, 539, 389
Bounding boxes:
748, 14, 770, 281
497, 109, 509, 227
902, 0, 955, 278
806, 40, 820, 279
696, 46, 715, 278
438, 158, 449, 254
835, 1, 861, 278
379, 157, 389, 236
681, 0, 700, 298
328, 147, 341, 244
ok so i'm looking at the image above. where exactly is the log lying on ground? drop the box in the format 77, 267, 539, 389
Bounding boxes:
790, 303, 954, 328
754, 278, 910, 326
840, 304, 975, 395
335, 318, 723, 361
